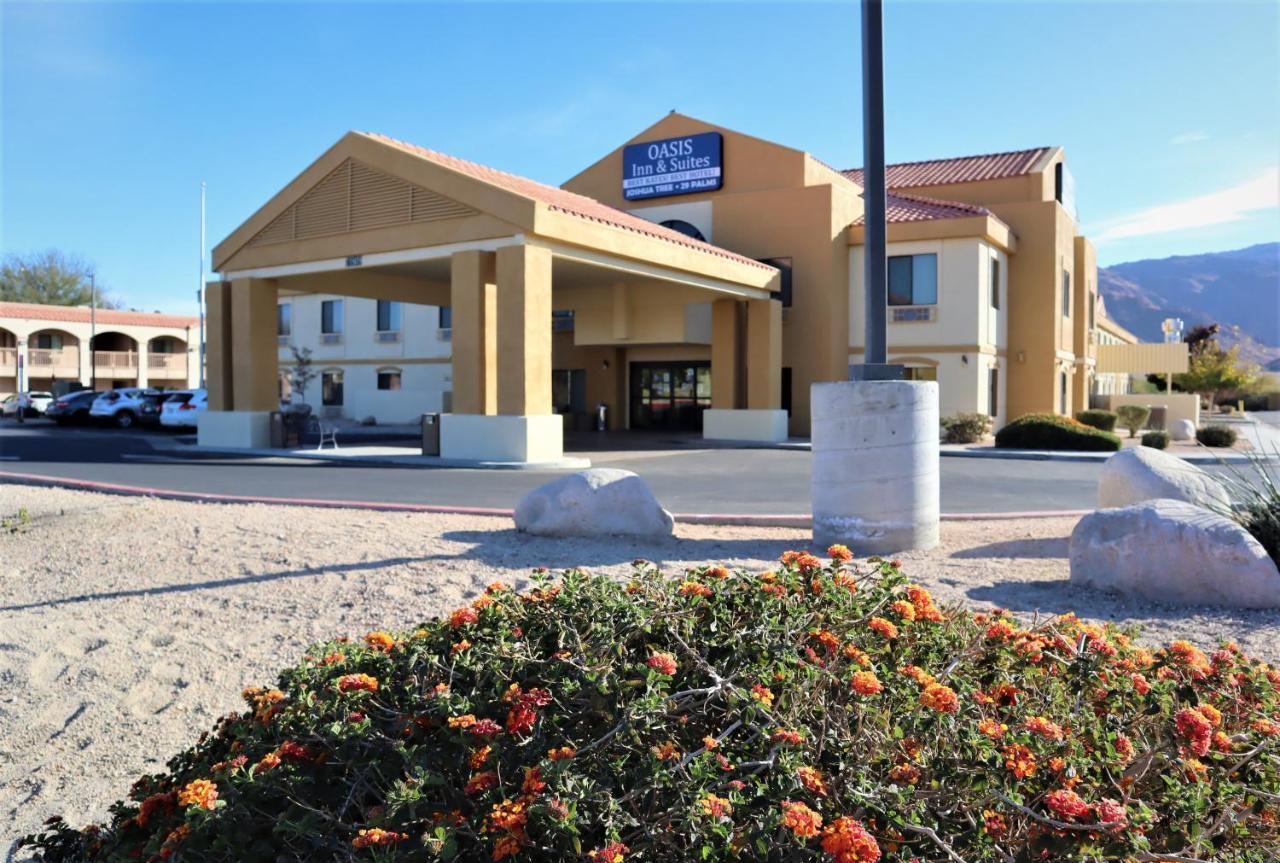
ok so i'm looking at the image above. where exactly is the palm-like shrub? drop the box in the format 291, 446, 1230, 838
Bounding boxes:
1114, 405, 1152, 438
995, 413, 1122, 451
22, 555, 1280, 863
1075, 409, 1118, 432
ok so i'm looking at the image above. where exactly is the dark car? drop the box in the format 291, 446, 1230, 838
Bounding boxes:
137, 390, 178, 426
45, 390, 104, 425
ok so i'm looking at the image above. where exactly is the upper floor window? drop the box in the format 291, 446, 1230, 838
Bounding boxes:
321, 300, 344, 334
888, 253, 937, 306
438, 307, 452, 330
1088, 291, 1096, 329
1062, 271, 1071, 317
659, 219, 706, 242
989, 258, 1000, 310
277, 303, 292, 337
376, 300, 402, 332
759, 257, 793, 307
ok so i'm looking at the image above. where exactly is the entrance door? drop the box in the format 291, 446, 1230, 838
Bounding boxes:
629, 362, 711, 431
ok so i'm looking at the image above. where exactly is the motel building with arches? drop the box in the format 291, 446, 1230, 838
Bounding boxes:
203, 113, 1149, 463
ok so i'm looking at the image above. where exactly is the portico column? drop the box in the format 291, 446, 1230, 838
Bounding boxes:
704, 296, 788, 443
204, 282, 233, 411
198, 277, 277, 448
449, 250, 497, 415
496, 243, 552, 416
137, 341, 150, 388
745, 298, 782, 410
710, 298, 741, 410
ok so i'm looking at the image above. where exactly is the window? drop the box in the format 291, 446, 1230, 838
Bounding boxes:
277, 303, 292, 337
321, 370, 344, 406
888, 254, 937, 306
659, 219, 706, 242
988, 367, 999, 417
376, 300, 402, 332
376, 369, 402, 391
759, 257, 793, 307
1062, 270, 1071, 317
1060, 372, 1068, 414
438, 307, 452, 329
902, 366, 937, 382
989, 257, 1000, 310
551, 369, 587, 413
321, 300, 343, 334
552, 310, 575, 332
34, 333, 63, 350
1088, 290, 1096, 329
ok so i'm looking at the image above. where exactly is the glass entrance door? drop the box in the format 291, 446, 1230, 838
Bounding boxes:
629, 362, 711, 430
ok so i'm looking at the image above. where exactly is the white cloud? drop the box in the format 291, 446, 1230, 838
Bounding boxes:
1090, 167, 1280, 242
1171, 131, 1209, 145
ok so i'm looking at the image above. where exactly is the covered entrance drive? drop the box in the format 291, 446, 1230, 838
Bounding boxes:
204, 132, 784, 463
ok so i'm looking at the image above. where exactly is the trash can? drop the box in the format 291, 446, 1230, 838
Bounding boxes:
421, 413, 441, 456
595, 403, 608, 432
268, 411, 285, 448
1147, 405, 1167, 432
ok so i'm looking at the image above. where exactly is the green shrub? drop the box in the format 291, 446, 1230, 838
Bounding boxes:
940, 412, 992, 444
1197, 424, 1238, 448
22, 557, 1280, 863
1074, 409, 1118, 432
994, 413, 1122, 451
1114, 405, 1152, 438
1140, 430, 1170, 450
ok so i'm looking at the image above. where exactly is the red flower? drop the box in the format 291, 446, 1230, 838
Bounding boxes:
506, 703, 538, 736
920, 683, 959, 714
821, 816, 881, 863
781, 799, 823, 838
1045, 788, 1090, 820
1093, 798, 1129, 831
1175, 707, 1213, 757
337, 673, 379, 693
647, 652, 677, 676
449, 607, 479, 628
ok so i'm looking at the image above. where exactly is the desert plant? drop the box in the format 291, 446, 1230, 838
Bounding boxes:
1114, 405, 1151, 438
23, 556, 1279, 863
285, 344, 319, 407
1075, 409, 1118, 432
1141, 430, 1170, 450
1201, 447, 1280, 567
939, 412, 991, 444
994, 413, 1122, 451
1197, 424, 1238, 448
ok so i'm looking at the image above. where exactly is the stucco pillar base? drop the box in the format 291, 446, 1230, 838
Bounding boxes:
197, 411, 271, 449
440, 414, 563, 464
702, 409, 790, 443
810, 381, 939, 554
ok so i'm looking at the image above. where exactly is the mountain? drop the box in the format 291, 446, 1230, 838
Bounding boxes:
1098, 243, 1280, 369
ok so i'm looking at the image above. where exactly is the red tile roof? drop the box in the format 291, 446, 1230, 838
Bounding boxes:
362, 132, 777, 273
0, 302, 197, 329
853, 191, 991, 225
843, 146, 1052, 190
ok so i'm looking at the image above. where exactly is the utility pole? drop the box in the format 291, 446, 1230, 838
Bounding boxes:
198, 181, 206, 388
852, 0, 900, 381
90, 273, 97, 391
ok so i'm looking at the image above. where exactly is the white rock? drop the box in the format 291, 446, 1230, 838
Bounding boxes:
1170, 418, 1196, 441
515, 469, 674, 537
1070, 499, 1280, 608
1097, 446, 1230, 510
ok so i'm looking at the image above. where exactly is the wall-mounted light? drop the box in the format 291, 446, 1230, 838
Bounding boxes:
1016, 351, 1026, 364
602, 359, 610, 370
961, 354, 969, 366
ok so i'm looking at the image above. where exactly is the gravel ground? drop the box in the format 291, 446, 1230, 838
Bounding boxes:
2, 485, 1278, 856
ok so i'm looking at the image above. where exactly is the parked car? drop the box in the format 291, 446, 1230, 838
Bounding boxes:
89, 387, 148, 428
45, 390, 104, 425
1, 391, 53, 418
138, 390, 179, 427
160, 389, 207, 429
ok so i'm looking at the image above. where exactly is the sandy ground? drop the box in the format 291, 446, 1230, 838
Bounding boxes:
2, 485, 1278, 856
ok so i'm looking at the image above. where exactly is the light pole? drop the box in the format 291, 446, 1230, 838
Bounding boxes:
90, 273, 97, 391
198, 181, 206, 388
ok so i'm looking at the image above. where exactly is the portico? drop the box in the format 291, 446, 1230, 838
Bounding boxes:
204, 132, 783, 462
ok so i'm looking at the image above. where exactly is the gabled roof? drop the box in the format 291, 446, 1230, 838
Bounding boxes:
363, 133, 776, 272
843, 146, 1054, 189
852, 191, 992, 226
0, 301, 197, 329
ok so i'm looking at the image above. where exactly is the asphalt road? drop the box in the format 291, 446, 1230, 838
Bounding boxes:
0, 419, 1112, 514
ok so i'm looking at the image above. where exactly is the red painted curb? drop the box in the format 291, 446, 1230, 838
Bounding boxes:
0, 470, 1088, 524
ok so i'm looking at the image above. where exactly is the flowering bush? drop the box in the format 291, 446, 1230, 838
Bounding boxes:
22, 554, 1280, 862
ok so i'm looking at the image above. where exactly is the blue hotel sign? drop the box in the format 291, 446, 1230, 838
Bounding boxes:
622, 132, 723, 201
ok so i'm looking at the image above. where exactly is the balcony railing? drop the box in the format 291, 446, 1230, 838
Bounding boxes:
147, 352, 188, 375
94, 350, 139, 372
30, 347, 81, 374
0, 347, 15, 371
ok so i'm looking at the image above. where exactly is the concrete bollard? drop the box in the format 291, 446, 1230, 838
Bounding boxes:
811, 380, 940, 554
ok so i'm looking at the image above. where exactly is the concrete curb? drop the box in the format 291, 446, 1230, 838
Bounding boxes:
939, 446, 1265, 464
177, 444, 593, 471
0, 470, 1088, 525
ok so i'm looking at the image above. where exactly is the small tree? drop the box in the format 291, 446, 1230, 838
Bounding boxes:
286, 345, 319, 407
0, 250, 119, 307
1180, 343, 1262, 409
1115, 404, 1151, 438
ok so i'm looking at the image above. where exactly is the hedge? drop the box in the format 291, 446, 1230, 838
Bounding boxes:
994, 413, 1122, 451
1198, 424, 1239, 448
1074, 409, 1118, 432
1141, 430, 1170, 450
21, 555, 1279, 862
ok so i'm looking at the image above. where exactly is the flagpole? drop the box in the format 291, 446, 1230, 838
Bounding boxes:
198, 181, 206, 388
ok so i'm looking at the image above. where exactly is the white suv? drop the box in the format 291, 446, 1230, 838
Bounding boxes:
159, 389, 207, 428
89, 388, 148, 428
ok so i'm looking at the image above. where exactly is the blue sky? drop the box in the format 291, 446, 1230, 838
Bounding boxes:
2, 0, 1277, 313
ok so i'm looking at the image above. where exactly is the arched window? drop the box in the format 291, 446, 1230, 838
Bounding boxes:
659, 219, 706, 242
376, 367, 402, 391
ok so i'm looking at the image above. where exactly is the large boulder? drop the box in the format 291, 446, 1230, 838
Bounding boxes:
1069, 499, 1280, 608
1097, 445, 1230, 510
1170, 418, 1196, 441
515, 468, 674, 537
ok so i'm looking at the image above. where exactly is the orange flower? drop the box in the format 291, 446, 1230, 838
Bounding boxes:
470, 745, 492, 769
843, 645, 871, 667
868, 617, 898, 640
772, 728, 805, 746
750, 684, 775, 708
781, 799, 823, 837
647, 652, 677, 676
651, 740, 680, 761
906, 584, 944, 622
1045, 788, 1090, 819
1003, 744, 1037, 779
352, 828, 408, 849
851, 671, 883, 696
900, 664, 936, 688
888, 763, 921, 784
587, 842, 630, 863
820, 816, 881, 863
698, 793, 733, 819
978, 719, 1007, 739
547, 746, 576, 761
890, 600, 916, 622
1023, 715, 1065, 740
464, 770, 498, 796
449, 714, 478, 729
827, 544, 854, 563
920, 683, 959, 714
449, 607, 479, 628
797, 765, 829, 796
255, 750, 282, 772
1176, 707, 1213, 757
450, 639, 472, 656
679, 581, 713, 598
337, 673, 379, 693
177, 779, 218, 810
363, 631, 395, 652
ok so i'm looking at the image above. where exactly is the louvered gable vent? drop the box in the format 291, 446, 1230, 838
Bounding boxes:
248, 159, 477, 247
